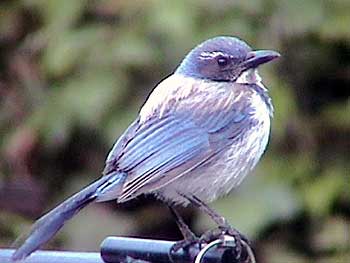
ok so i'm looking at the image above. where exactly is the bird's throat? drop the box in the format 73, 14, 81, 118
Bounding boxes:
236, 68, 262, 84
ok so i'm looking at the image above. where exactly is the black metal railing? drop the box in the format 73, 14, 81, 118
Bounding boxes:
0, 236, 254, 263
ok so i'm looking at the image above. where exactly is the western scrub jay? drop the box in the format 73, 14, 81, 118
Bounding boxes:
12, 36, 279, 261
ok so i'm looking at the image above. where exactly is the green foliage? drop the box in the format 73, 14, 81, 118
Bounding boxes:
0, 0, 349, 261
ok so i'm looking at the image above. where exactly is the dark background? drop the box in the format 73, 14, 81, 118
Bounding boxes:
0, 1, 349, 262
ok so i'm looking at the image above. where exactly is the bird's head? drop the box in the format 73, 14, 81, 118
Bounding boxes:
176, 36, 280, 82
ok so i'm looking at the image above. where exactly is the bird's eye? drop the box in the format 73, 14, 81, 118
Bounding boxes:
216, 56, 229, 67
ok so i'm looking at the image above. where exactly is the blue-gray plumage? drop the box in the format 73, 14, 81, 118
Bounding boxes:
12, 36, 280, 261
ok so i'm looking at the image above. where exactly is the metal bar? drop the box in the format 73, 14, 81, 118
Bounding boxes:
0, 249, 104, 263
0, 236, 242, 263
100, 236, 236, 263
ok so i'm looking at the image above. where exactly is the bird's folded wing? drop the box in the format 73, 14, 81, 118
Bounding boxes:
103, 80, 253, 201
115, 114, 212, 201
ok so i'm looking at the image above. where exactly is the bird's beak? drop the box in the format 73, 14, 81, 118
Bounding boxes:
242, 50, 280, 70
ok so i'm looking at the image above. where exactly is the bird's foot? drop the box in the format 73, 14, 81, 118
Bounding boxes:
199, 225, 251, 261
168, 235, 200, 262
171, 236, 200, 253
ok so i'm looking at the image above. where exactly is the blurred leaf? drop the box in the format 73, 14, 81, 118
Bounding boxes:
259, 151, 317, 184
268, 74, 298, 140
321, 0, 350, 40
28, 92, 74, 148
43, 26, 108, 76
321, 13, 350, 40
58, 70, 125, 126
23, 0, 86, 32
196, 174, 301, 237
202, 14, 254, 43
147, 0, 197, 48
321, 100, 350, 127
1, 0, 349, 261
272, 0, 324, 36
0, 6, 21, 41
63, 176, 135, 250
27, 69, 126, 147
302, 169, 346, 217
110, 32, 158, 67
104, 107, 139, 145
311, 216, 350, 252
261, 241, 308, 263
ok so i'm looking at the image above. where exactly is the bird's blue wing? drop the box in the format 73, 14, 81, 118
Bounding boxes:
103, 79, 254, 202
111, 114, 212, 201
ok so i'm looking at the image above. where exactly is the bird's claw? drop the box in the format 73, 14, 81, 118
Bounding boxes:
168, 236, 200, 262
199, 225, 251, 261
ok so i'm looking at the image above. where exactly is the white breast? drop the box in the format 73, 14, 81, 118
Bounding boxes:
206, 90, 271, 200
244, 89, 271, 169
159, 80, 272, 205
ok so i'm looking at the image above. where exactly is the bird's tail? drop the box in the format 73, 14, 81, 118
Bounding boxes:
11, 171, 126, 261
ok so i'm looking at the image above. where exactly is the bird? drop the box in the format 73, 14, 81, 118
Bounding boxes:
11, 36, 280, 261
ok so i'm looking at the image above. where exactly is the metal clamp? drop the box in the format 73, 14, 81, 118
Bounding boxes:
195, 235, 256, 263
